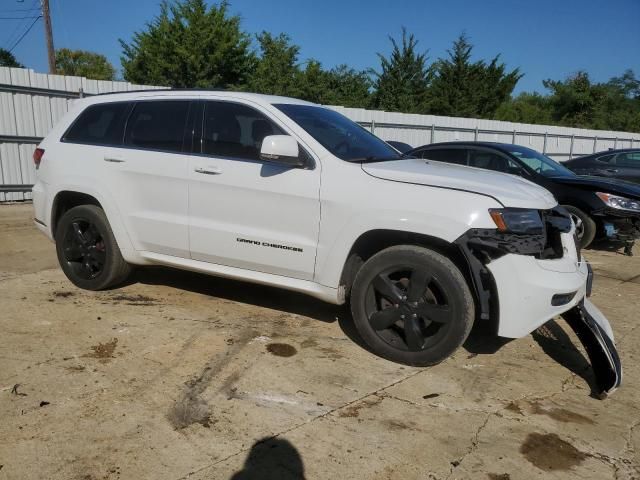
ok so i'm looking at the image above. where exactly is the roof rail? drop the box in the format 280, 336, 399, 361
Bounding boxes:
92, 87, 229, 97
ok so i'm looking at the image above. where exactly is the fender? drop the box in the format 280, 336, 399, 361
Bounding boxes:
49, 182, 145, 265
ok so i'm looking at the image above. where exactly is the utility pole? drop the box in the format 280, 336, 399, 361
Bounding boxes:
41, 0, 56, 73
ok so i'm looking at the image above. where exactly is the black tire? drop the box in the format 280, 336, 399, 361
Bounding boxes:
350, 245, 475, 366
562, 205, 596, 248
55, 205, 131, 290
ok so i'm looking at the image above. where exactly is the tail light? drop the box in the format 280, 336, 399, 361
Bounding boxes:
33, 148, 45, 169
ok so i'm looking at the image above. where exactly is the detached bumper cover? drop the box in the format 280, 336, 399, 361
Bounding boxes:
561, 299, 622, 397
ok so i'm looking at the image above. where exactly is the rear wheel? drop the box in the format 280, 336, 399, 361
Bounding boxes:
350, 245, 474, 366
563, 205, 596, 248
55, 205, 131, 290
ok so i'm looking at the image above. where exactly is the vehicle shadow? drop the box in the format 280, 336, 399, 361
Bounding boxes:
128, 266, 370, 350
531, 319, 599, 397
229, 437, 305, 480
128, 267, 597, 393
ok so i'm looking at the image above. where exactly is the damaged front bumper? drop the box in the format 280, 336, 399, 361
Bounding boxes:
561, 299, 622, 397
455, 206, 622, 397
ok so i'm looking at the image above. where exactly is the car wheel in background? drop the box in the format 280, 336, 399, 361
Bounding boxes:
563, 205, 597, 248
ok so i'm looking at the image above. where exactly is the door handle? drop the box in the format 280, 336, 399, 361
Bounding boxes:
194, 166, 222, 175
104, 155, 125, 163
605, 168, 618, 173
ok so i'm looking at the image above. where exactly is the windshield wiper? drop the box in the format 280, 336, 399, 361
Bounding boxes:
352, 155, 404, 163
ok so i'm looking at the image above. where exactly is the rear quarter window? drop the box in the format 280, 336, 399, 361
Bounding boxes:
62, 102, 131, 146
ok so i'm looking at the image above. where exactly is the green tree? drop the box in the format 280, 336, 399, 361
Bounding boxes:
0, 48, 23, 68
494, 92, 552, 125
245, 32, 300, 96
120, 0, 253, 88
323, 65, 372, 108
295, 62, 371, 107
429, 34, 522, 118
542, 71, 607, 128
55, 48, 115, 80
371, 28, 432, 113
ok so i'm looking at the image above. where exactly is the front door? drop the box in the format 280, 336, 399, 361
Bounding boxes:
188, 100, 321, 280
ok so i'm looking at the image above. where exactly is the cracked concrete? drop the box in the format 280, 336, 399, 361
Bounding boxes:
0, 203, 639, 480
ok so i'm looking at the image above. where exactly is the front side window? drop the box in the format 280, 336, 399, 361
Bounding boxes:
63, 102, 131, 146
124, 101, 190, 153
421, 148, 467, 165
506, 145, 575, 178
274, 104, 400, 162
202, 102, 284, 160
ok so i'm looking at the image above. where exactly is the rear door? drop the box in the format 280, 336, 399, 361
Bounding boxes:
188, 100, 321, 280
102, 99, 193, 258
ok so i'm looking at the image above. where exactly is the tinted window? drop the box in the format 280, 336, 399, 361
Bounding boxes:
615, 152, 640, 167
124, 101, 190, 153
274, 104, 400, 162
63, 102, 131, 145
596, 153, 616, 163
421, 148, 467, 165
203, 102, 284, 160
468, 149, 520, 173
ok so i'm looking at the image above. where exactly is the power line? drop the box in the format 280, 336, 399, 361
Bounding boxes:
8, 15, 41, 52
3, 0, 39, 50
0, 15, 41, 20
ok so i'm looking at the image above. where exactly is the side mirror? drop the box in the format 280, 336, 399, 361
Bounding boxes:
260, 135, 305, 168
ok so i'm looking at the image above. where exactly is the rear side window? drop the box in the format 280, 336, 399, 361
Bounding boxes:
615, 152, 640, 167
202, 101, 284, 160
63, 102, 131, 146
596, 153, 616, 163
124, 101, 190, 153
421, 148, 468, 165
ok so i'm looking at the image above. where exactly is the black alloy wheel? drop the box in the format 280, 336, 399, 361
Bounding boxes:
55, 205, 131, 290
365, 267, 453, 352
350, 245, 475, 366
62, 218, 106, 280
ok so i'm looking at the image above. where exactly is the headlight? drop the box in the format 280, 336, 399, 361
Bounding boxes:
489, 208, 544, 234
596, 192, 640, 212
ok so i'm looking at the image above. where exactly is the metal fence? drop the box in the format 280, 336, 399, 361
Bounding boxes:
2, 66, 640, 202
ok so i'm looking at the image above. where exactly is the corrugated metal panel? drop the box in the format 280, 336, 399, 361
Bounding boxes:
1, 66, 640, 201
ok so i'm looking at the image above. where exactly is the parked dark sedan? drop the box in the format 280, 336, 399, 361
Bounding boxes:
564, 149, 640, 184
386, 140, 413, 154
407, 142, 640, 253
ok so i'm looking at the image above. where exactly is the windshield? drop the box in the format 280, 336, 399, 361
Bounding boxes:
274, 104, 401, 162
506, 145, 576, 178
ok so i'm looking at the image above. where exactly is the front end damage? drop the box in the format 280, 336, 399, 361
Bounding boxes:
455, 206, 622, 397
595, 208, 640, 257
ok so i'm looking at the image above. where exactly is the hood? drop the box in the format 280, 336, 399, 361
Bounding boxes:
549, 175, 640, 199
362, 158, 557, 209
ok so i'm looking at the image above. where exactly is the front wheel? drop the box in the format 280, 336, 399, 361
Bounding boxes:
55, 205, 131, 290
563, 205, 596, 248
350, 245, 475, 366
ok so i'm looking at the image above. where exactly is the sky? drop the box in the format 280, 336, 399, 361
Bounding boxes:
2, 0, 639, 94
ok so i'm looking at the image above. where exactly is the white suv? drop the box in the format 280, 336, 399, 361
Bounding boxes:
32, 91, 621, 395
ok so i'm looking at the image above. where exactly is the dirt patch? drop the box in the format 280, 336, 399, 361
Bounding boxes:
110, 294, 157, 306
520, 433, 587, 471
504, 401, 524, 415
338, 396, 383, 418
266, 343, 297, 357
65, 365, 86, 373
300, 338, 318, 348
53, 291, 74, 298
529, 402, 594, 425
167, 394, 211, 429
422, 393, 440, 400
487, 474, 510, 480
83, 338, 118, 361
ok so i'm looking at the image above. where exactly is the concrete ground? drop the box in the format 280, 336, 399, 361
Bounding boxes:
0, 203, 638, 480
